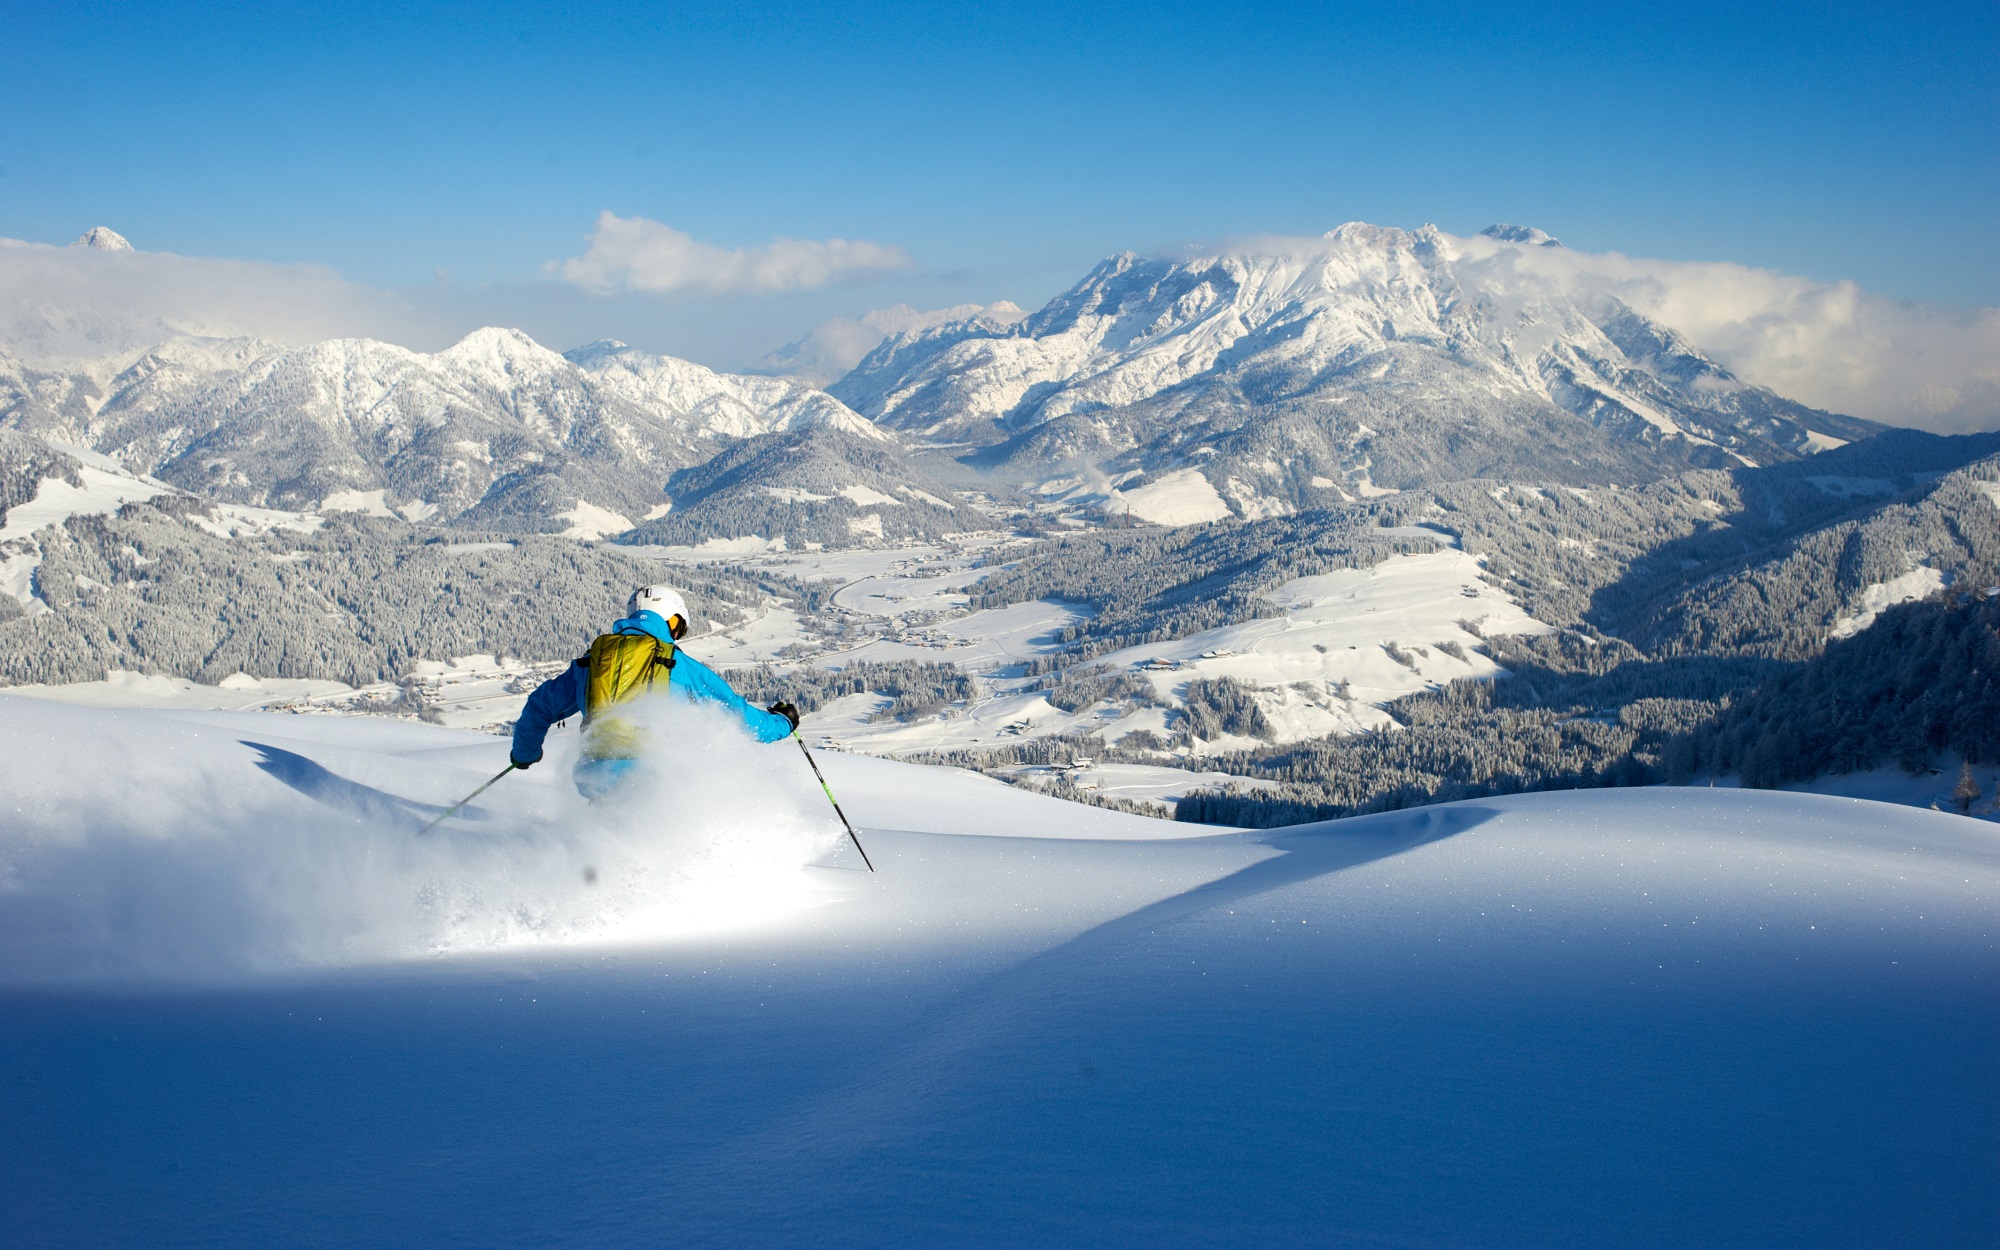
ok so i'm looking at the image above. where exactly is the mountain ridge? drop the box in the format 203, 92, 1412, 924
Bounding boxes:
832, 224, 1879, 515
0, 221, 1913, 545
0, 326, 883, 532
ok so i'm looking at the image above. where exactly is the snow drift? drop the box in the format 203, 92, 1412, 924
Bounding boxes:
1, 699, 1994, 1246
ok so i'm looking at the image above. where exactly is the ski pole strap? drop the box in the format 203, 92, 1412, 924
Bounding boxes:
416, 763, 516, 837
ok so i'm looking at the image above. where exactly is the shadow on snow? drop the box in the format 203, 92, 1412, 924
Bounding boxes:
241, 741, 496, 835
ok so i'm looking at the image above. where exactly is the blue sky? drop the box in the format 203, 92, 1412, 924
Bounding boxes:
3, 0, 1994, 365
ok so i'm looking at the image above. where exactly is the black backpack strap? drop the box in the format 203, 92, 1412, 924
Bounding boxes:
654, 641, 677, 671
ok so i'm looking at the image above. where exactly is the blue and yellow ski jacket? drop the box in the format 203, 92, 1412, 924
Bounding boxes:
509, 610, 794, 765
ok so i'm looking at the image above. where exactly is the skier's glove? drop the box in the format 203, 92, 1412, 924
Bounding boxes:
509, 752, 539, 770
767, 701, 801, 731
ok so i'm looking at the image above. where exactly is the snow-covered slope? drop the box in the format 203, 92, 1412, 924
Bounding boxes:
803, 542, 1551, 759
0, 436, 178, 617
624, 425, 975, 549
0, 328, 877, 531
0, 698, 1992, 1246
563, 337, 883, 443
0, 439, 172, 545
834, 224, 1880, 514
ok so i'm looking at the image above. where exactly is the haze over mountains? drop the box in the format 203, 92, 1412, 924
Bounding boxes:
754, 300, 1028, 387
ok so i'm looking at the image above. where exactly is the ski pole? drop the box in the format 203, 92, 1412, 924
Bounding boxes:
793, 732, 874, 872
416, 763, 516, 836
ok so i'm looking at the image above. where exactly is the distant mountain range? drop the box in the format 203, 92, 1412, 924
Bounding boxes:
1, 328, 878, 535
0, 221, 1903, 543
831, 224, 1880, 513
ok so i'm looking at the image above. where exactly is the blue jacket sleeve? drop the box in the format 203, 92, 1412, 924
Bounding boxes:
670, 652, 797, 743
511, 663, 585, 763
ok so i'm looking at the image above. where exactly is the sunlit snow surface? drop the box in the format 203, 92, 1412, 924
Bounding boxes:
0, 698, 858, 978
0, 447, 172, 545
1, 698, 1995, 1247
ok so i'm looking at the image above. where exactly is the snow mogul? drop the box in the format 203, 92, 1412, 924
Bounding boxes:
509, 585, 801, 799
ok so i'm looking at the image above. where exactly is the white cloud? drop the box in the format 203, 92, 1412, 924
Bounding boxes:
0, 235, 440, 365
555, 212, 912, 297
755, 300, 1027, 384
1444, 232, 2000, 434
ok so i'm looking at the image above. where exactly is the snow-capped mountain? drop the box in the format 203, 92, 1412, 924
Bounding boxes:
832, 223, 1880, 513
0, 226, 425, 367
0, 327, 879, 532
72, 227, 134, 252
0, 221, 1909, 542
626, 425, 974, 549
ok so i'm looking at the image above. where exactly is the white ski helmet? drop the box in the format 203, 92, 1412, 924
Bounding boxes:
628, 585, 689, 635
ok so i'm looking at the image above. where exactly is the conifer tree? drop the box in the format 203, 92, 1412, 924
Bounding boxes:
1954, 762, 1981, 816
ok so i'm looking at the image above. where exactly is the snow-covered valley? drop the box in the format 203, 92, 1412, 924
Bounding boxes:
2, 524, 1564, 813
13, 500, 2000, 823
0, 697, 1992, 1246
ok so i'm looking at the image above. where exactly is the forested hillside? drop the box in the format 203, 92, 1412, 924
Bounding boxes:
937, 434, 2000, 822
963, 434, 2000, 658
1178, 593, 2000, 826
0, 494, 788, 686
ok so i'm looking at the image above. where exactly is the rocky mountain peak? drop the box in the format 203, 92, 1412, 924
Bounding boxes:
830, 223, 1880, 511
1480, 223, 1563, 247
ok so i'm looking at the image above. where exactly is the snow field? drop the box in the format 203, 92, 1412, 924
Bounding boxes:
0, 698, 1993, 1247
0, 549, 47, 614
800, 546, 1549, 764
1105, 467, 1234, 526
1002, 758, 1280, 808
2, 668, 352, 712
557, 499, 635, 539
1830, 565, 1948, 638
660, 791, 1994, 1247
1100, 547, 1549, 742
0, 698, 853, 982
0, 695, 1213, 985
804, 686, 1081, 755
1751, 757, 2000, 819
0, 457, 171, 544
317, 487, 399, 518
5, 655, 571, 731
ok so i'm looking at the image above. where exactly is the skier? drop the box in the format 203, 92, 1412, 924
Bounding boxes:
508, 585, 801, 799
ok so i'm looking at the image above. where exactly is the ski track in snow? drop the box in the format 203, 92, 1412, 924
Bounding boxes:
0, 697, 1995, 1246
